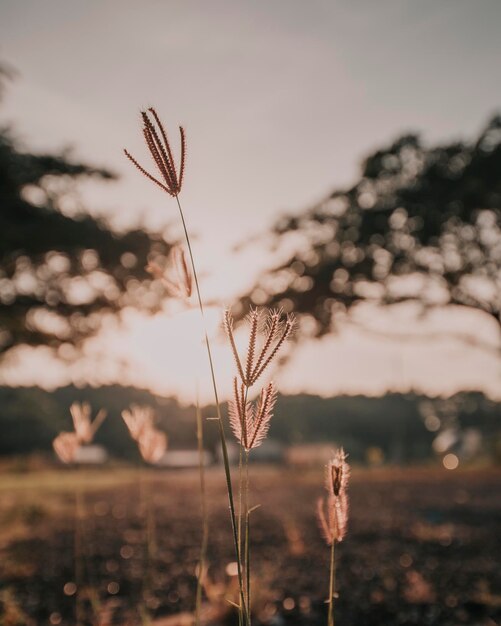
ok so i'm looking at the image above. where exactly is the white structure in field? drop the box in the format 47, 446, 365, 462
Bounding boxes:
74, 445, 108, 465
156, 450, 213, 469
218, 440, 285, 465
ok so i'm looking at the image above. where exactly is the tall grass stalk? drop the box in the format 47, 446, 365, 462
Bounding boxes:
244, 450, 250, 614
142, 471, 156, 601
75, 484, 84, 626
194, 398, 208, 626
238, 386, 250, 625
224, 309, 295, 625
53, 404, 108, 625
138, 468, 151, 615
317, 449, 350, 626
174, 195, 248, 624
125, 111, 249, 623
327, 539, 336, 626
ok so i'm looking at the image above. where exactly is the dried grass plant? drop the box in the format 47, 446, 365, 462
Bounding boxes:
121, 404, 168, 621
122, 404, 167, 465
224, 307, 295, 623
53, 402, 107, 464
52, 402, 107, 626
125, 109, 248, 624
317, 449, 350, 626
123, 109, 350, 626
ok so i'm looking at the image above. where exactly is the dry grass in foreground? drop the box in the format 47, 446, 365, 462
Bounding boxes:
0, 465, 500, 625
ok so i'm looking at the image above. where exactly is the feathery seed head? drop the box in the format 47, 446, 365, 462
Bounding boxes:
228, 377, 253, 450
224, 307, 296, 387
228, 379, 277, 452
317, 449, 350, 544
247, 382, 277, 450
138, 427, 168, 464
223, 309, 246, 384
69, 402, 107, 444
122, 404, 167, 464
70, 402, 93, 444
53, 432, 80, 464
124, 108, 186, 197
121, 404, 155, 441
326, 448, 349, 498
146, 246, 192, 301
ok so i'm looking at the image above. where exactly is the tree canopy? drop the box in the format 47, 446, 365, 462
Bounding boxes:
243, 115, 501, 342
0, 72, 171, 358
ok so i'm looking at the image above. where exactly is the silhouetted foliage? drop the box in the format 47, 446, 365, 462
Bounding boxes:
244, 115, 501, 339
0, 385, 499, 463
0, 72, 171, 357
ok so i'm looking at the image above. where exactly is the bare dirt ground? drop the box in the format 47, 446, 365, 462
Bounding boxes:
0, 465, 500, 625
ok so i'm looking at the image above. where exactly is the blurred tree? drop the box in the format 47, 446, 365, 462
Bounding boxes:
0, 67, 171, 358
243, 115, 501, 350
1, 384, 499, 461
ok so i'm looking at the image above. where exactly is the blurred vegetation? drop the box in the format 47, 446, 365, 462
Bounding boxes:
0, 385, 500, 464
244, 114, 501, 346
0, 65, 172, 359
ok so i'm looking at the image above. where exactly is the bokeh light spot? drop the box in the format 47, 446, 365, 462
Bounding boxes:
443, 453, 459, 470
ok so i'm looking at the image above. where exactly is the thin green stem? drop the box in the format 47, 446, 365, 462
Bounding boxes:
139, 466, 153, 620
75, 484, 83, 626
175, 195, 248, 625
238, 445, 243, 572
327, 540, 336, 626
139, 469, 149, 606
244, 450, 250, 623
195, 399, 208, 626
237, 444, 243, 626
146, 476, 155, 592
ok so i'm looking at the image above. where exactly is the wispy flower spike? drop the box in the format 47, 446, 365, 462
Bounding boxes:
251, 313, 296, 384
138, 427, 167, 465
121, 404, 155, 441
224, 308, 295, 387
229, 380, 277, 452
245, 309, 261, 386
142, 112, 177, 191
223, 309, 246, 384
53, 432, 79, 464
248, 382, 277, 450
228, 377, 253, 450
250, 309, 282, 384
124, 108, 185, 197
70, 402, 93, 444
178, 127, 186, 191
317, 497, 333, 545
90, 408, 107, 439
326, 448, 350, 499
147, 246, 192, 301
145, 109, 178, 184
172, 246, 193, 299
53, 403, 106, 464
123, 149, 169, 193
122, 404, 167, 464
317, 449, 350, 544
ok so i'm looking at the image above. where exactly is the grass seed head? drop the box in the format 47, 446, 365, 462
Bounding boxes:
138, 427, 167, 464
124, 108, 186, 197
121, 404, 155, 441
53, 432, 80, 464
70, 401, 93, 444
318, 448, 350, 544
224, 307, 296, 387
147, 246, 192, 301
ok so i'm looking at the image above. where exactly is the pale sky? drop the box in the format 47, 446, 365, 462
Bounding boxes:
1, 0, 501, 402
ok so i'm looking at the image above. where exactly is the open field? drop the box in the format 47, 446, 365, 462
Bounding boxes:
0, 465, 500, 625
